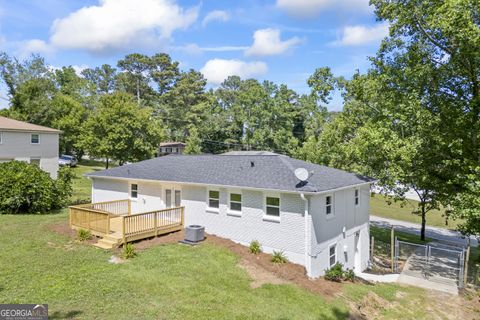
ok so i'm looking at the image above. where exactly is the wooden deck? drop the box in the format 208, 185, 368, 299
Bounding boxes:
69, 200, 184, 249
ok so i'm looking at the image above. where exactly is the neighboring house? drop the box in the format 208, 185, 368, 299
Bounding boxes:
0, 116, 60, 178
158, 142, 185, 156
86, 151, 374, 278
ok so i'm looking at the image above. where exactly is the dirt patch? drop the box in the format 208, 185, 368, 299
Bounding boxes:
238, 258, 290, 288
132, 229, 186, 250
205, 234, 343, 298
355, 292, 392, 319
426, 289, 480, 320
48, 221, 99, 245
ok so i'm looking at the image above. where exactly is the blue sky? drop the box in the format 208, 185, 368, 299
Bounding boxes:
0, 0, 388, 110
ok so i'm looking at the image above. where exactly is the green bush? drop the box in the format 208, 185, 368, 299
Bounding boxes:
77, 229, 91, 241
271, 250, 288, 264
324, 263, 344, 282
122, 243, 136, 259
324, 263, 355, 282
249, 240, 262, 254
0, 161, 73, 214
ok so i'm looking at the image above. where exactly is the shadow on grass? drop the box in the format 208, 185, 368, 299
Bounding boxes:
49, 310, 83, 319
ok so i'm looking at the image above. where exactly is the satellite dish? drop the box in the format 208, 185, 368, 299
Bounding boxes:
294, 168, 309, 181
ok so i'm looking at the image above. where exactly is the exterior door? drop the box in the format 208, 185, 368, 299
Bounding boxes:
354, 231, 361, 271
164, 187, 181, 208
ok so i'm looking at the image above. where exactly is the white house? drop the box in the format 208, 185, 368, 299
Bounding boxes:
87, 151, 374, 278
0, 116, 60, 178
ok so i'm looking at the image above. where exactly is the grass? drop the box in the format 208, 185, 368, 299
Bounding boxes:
0, 212, 351, 319
370, 194, 461, 229
70, 160, 105, 203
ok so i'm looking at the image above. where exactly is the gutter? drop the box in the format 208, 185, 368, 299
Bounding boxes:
86, 174, 374, 196
300, 193, 311, 277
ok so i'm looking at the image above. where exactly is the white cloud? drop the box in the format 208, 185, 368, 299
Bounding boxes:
19, 39, 54, 58
332, 23, 389, 46
245, 28, 301, 57
173, 43, 248, 55
276, 0, 370, 18
200, 59, 268, 85
50, 0, 198, 53
201, 10, 229, 27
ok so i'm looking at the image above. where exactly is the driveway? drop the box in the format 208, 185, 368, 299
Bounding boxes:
370, 215, 478, 248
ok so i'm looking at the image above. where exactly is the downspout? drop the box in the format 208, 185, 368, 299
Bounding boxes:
300, 193, 311, 277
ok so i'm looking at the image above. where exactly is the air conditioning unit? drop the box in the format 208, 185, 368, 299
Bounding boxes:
185, 225, 205, 243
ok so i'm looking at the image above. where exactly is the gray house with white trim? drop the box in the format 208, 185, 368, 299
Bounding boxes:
87, 151, 373, 278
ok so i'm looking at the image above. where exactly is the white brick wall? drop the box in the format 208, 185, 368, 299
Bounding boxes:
91, 177, 371, 276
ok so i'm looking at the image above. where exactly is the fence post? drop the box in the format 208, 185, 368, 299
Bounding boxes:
464, 242, 471, 287
391, 226, 395, 273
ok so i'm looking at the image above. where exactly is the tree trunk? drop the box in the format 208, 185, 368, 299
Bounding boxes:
106, 158, 109, 169
420, 203, 427, 241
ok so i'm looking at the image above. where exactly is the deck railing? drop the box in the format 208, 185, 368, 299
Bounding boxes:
79, 199, 131, 216
69, 205, 111, 236
122, 206, 184, 242
69, 200, 184, 244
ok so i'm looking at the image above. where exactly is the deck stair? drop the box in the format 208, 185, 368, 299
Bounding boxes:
93, 232, 123, 249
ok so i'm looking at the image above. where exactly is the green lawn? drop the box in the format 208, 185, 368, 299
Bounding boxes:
70, 161, 105, 203
0, 212, 439, 319
370, 194, 460, 229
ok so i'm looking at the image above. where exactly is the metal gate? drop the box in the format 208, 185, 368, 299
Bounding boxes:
394, 238, 466, 288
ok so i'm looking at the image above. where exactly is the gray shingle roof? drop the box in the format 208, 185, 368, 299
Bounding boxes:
86, 154, 374, 193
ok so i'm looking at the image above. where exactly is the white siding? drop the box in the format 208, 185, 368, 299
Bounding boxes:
308, 184, 370, 277
0, 131, 59, 178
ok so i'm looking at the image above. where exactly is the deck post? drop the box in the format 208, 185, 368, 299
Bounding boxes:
181, 207, 185, 227
106, 214, 110, 235
122, 216, 126, 244
128, 200, 131, 216
154, 212, 158, 237
87, 210, 91, 232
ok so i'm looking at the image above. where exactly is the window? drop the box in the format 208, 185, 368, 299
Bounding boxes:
166, 147, 172, 153
175, 190, 181, 207
326, 195, 333, 215
130, 184, 138, 199
208, 190, 219, 209
354, 189, 360, 206
165, 189, 172, 208
265, 196, 280, 217
0, 132, 3, 144
229, 193, 242, 212
31, 134, 40, 144
30, 157, 40, 166
329, 244, 337, 267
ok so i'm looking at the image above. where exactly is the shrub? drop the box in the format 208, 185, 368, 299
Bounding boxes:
324, 263, 344, 282
77, 229, 91, 241
122, 243, 136, 259
249, 240, 262, 254
0, 161, 73, 214
344, 268, 355, 282
271, 250, 288, 264
324, 263, 355, 282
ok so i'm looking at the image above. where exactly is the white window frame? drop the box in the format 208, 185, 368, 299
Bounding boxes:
328, 243, 337, 267
0, 132, 3, 144
207, 188, 220, 213
227, 190, 242, 217
130, 183, 138, 200
325, 194, 334, 219
30, 133, 40, 145
354, 188, 360, 207
263, 193, 280, 222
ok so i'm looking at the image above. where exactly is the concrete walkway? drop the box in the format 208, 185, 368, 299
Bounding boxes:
370, 215, 478, 247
